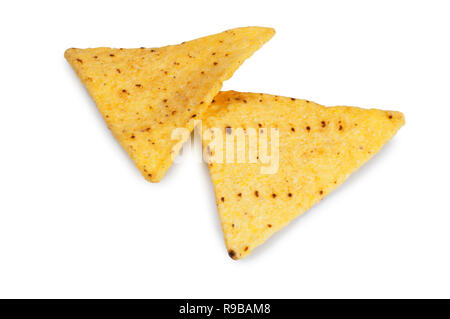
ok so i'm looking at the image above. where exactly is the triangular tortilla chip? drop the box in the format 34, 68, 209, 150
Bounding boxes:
65, 27, 274, 182
202, 91, 404, 259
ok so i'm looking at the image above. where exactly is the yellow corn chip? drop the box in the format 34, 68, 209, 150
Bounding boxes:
202, 91, 404, 259
65, 27, 274, 182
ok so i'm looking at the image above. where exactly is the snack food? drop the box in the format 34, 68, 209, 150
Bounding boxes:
65, 27, 275, 182
202, 91, 405, 259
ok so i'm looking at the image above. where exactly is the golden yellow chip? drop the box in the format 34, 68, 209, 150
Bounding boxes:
65, 27, 275, 182
202, 91, 405, 259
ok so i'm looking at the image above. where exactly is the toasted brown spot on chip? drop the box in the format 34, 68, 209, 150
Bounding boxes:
228, 250, 237, 259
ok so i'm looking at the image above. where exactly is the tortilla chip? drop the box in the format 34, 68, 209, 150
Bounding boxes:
202, 91, 404, 259
65, 27, 275, 182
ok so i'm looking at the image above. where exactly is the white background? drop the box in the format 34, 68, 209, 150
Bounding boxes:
0, 0, 449, 298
